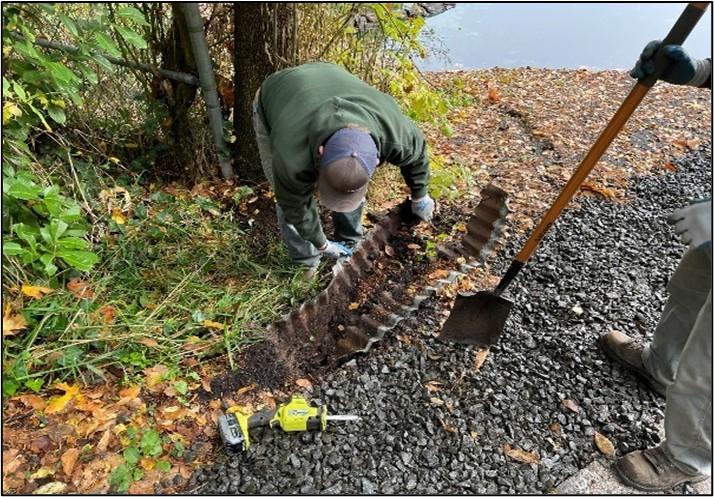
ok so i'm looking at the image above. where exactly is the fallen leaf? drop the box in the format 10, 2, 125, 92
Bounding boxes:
2, 448, 24, 476
236, 383, 256, 396
488, 87, 501, 103
384, 245, 395, 256
662, 162, 677, 172
407, 243, 421, 250
428, 269, 450, 280
45, 383, 81, 414
30, 466, 56, 480
21, 284, 53, 299
3, 304, 27, 336
139, 457, 156, 471
424, 380, 443, 392
99, 305, 116, 324
295, 378, 312, 389
17, 394, 45, 410
33, 481, 67, 494
118, 385, 140, 403
473, 348, 490, 370
571, 304, 584, 315
137, 337, 159, 348
30, 435, 52, 453
561, 399, 579, 413
594, 431, 615, 457
502, 443, 540, 464
469, 431, 479, 441
580, 181, 616, 200
202, 320, 225, 330
61, 448, 79, 476
347, 302, 360, 310
201, 377, 212, 393
144, 364, 169, 391
429, 397, 444, 406
66, 278, 94, 299
672, 138, 700, 150
548, 423, 561, 434
97, 430, 111, 452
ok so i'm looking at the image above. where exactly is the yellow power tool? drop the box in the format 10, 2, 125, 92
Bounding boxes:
217, 394, 360, 452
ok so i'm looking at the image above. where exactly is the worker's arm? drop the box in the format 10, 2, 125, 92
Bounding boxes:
383, 120, 435, 221
630, 41, 712, 88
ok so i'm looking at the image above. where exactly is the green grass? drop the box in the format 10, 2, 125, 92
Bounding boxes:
2, 187, 327, 394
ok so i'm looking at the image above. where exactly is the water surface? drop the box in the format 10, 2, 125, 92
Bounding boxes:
420, 3, 712, 71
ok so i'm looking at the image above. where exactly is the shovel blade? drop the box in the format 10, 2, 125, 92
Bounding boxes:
438, 290, 514, 346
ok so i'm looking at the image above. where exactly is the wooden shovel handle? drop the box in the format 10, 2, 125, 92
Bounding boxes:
514, 2, 709, 265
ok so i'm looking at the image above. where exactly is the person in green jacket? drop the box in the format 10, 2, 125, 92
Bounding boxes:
252, 62, 434, 271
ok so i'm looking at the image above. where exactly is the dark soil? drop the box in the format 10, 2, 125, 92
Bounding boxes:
190, 145, 711, 494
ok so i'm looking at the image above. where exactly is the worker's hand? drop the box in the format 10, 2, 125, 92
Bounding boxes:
630, 40, 710, 86
411, 194, 435, 222
319, 240, 353, 258
667, 199, 712, 249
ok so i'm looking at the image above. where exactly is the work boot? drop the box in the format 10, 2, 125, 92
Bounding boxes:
614, 446, 708, 491
598, 331, 666, 397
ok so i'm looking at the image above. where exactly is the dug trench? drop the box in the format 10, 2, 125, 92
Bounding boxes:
206, 190, 499, 399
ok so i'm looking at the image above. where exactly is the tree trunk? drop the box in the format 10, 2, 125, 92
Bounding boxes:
232, 3, 297, 182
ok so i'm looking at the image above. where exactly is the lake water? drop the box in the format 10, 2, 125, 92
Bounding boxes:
419, 3, 713, 71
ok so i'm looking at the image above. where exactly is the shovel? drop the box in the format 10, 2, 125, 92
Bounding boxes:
439, 2, 709, 346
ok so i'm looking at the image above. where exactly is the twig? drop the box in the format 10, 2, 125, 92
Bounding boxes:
67, 150, 98, 222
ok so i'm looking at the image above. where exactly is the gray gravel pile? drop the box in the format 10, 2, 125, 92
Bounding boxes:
189, 145, 711, 495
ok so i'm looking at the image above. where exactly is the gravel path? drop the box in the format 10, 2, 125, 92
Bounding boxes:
189, 145, 711, 495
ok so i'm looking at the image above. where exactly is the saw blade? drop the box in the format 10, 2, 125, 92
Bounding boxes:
325, 414, 361, 422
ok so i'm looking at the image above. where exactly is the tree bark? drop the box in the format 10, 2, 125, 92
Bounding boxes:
232, 3, 296, 182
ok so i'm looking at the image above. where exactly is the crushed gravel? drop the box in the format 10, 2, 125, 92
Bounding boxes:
189, 145, 711, 494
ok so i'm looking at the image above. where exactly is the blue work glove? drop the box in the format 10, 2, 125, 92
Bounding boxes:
319, 240, 353, 259
630, 40, 710, 86
411, 194, 435, 222
667, 199, 712, 249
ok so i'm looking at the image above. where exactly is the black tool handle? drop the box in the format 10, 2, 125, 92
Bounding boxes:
247, 409, 276, 429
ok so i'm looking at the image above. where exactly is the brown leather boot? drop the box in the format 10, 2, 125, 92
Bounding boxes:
615, 446, 708, 491
598, 331, 666, 397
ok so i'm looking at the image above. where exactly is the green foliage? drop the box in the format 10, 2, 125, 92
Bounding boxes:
299, 4, 464, 134
140, 429, 163, 457
109, 463, 134, 493
3, 171, 97, 276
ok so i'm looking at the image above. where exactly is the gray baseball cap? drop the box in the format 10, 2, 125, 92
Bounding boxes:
318, 128, 379, 212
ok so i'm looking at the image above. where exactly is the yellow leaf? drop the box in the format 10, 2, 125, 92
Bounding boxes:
45, 383, 81, 414
502, 443, 540, 464
202, 320, 225, 330
3, 102, 22, 125
30, 466, 56, 480
21, 284, 53, 299
139, 457, 155, 471
594, 431, 615, 457
50, 99, 65, 109
111, 208, 126, 224
347, 302, 360, 310
429, 397, 444, 406
3, 304, 27, 337
109, 157, 121, 164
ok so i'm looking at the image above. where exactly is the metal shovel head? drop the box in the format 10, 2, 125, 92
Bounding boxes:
438, 290, 514, 346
